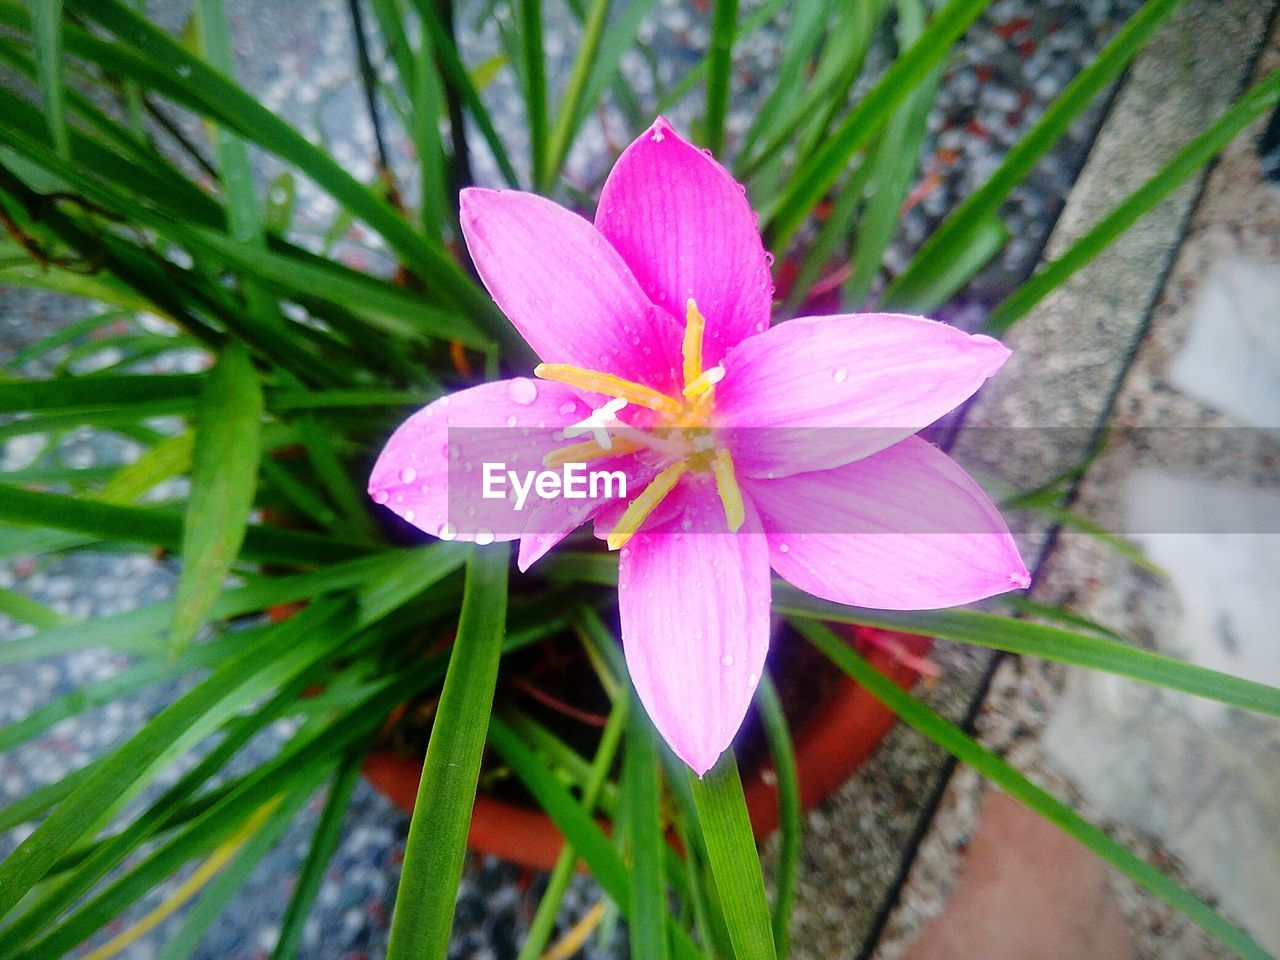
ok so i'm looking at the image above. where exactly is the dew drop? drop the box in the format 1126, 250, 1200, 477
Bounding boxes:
400, 466, 417, 484
475, 528, 495, 545
832, 367, 849, 383
746, 673, 759, 688
778, 543, 790, 553
403, 508, 416, 522
763, 252, 775, 266
558, 401, 577, 416
438, 395, 450, 408
420, 484, 431, 495
373, 489, 390, 505
506, 415, 518, 428
507, 379, 538, 405
721, 654, 735, 667
437, 522, 457, 541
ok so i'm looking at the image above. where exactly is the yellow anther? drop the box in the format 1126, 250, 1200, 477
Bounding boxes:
682, 364, 725, 401
682, 298, 705, 388
607, 460, 689, 551
711, 448, 745, 533
543, 437, 641, 467
534, 363, 681, 415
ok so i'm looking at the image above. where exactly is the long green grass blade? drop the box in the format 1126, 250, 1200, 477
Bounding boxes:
169, 342, 264, 655
704, 0, 739, 156
885, 0, 1185, 307
765, 0, 991, 248
689, 755, 777, 960
386, 545, 510, 960
0, 602, 352, 921
0, 587, 66, 629
518, 0, 548, 183
755, 674, 799, 959
984, 67, 1280, 334
30, 0, 69, 158
775, 585, 1280, 718
540, 0, 609, 189
515, 699, 628, 960
270, 755, 362, 960
626, 709, 670, 960
797, 619, 1271, 960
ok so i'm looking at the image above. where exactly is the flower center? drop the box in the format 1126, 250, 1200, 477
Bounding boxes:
534, 297, 745, 548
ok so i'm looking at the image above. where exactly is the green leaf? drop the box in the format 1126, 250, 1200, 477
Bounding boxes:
885, 0, 1185, 307
0, 601, 352, 922
386, 545, 510, 960
774, 585, 1280, 719
765, 0, 992, 248
539, 0, 609, 190
626, 708, 670, 960
797, 619, 1272, 960
689, 754, 777, 960
517, 0, 548, 183
704, 0, 739, 156
168, 342, 264, 656
842, 0, 939, 308
155, 787, 314, 960
0, 587, 66, 629
755, 674, 799, 959
489, 716, 705, 960
0, 484, 371, 567
30, 0, 69, 158
270, 755, 362, 960
984, 66, 1280, 334
515, 699, 628, 960
883, 215, 1008, 313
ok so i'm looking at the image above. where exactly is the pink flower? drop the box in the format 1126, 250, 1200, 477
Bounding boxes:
369, 118, 1029, 775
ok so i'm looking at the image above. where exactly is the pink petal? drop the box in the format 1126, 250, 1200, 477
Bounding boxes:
368, 379, 595, 543
516, 455, 658, 572
745, 436, 1030, 609
460, 188, 682, 390
715, 313, 1011, 477
618, 478, 772, 775
596, 117, 772, 366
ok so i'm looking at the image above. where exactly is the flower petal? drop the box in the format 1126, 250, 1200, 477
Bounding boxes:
715, 313, 1011, 477
515, 455, 658, 572
596, 117, 772, 366
618, 478, 772, 775
745, 436, 1030, 609
368, 379, 594, 543
460, 188, 682, 390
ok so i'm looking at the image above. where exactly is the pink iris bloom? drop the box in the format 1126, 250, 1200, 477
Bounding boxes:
369, 118, 1029, 775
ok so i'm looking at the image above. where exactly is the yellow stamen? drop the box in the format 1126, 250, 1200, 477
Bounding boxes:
543, 436, 641, 467
711, 448, 745, 532
607, 460, 689, 551
682, 364, 725, 401
534, 363, 681, 414
683, 298, 706, 388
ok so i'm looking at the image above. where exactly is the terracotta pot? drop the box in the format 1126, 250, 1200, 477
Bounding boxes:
362, 627, 931, 872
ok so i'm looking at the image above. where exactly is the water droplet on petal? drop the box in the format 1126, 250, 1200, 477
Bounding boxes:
506, 415, 518, 428
475, 528, 495, 545
420, 484, 431, 495
746, 673, 759, 688
507, 379, 538, 405
778, 543, 790, 553
373, 490, 390, 505
400, 467, 417, 484
763, 252, 775, 266
437, 522, 457, 541
721, 654, 735, 667
832, 367, 848, 383
403, 508, 416, 522
558, 401, 577, 416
